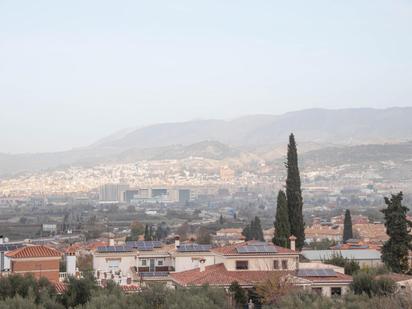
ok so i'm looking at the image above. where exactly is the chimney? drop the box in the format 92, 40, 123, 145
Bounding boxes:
175, 236, 180, 249
289, 235, 297, 251
199, 258, 206, 272
109, 236, 115, 246
66, 246, 77, 276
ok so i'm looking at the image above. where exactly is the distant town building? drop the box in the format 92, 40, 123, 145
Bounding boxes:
220, 166, 235, 181
99, 184, 129, 203
178, 189, 191, 203
42, 224, 57, 233
123, 190, 139, 203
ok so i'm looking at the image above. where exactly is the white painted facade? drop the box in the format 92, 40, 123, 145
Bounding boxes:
93, 252, 137, 276
173, 253, 216, 272
66, 255, 76, 275
215, 255, 299, 271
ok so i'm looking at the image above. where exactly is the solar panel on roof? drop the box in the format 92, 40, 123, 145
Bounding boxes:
96, 246, 133, 253
0, 244, 23, 252
297, 269, 336, 277
126, 241, 162, 249
236, 245, 277, 254
177, 243, 211, 252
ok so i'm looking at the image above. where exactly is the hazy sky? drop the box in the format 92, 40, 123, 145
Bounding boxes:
1, 1, 412, 153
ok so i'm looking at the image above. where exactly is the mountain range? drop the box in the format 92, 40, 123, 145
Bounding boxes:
1, 107, 412, 176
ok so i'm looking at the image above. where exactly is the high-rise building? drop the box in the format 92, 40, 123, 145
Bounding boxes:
123, 190, 140, 203
99, 184, 129, 203
178, 189, 191, 203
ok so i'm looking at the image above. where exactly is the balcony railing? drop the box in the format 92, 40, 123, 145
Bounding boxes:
139, 271, 169, 278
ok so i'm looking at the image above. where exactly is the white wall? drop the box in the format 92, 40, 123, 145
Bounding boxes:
174, 255, 215, 272
93, 254, 137, 276
66, 255, 76, 275
221, 256, 299, 271
315, 285, 350, 297
138, 256, 172, 268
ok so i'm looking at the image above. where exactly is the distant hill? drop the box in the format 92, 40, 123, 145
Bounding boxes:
301, 142, 412, 165
112, 141, 242, 162
94, 107, 412, 150
1, 107, 412, 176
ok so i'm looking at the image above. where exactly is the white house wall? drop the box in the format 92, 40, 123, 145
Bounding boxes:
93, 254, 137, 276
222, 256, 299, 271
174, 255, 215, 272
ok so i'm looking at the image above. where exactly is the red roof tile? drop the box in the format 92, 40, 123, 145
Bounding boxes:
376, 273, 412, 283
171, 263, 293, 287
212, 241, 297, 256
86, 241, 109, 251
121, 285, 141, 293
6, 245, 62, 258
54, 282, 67, 294
171, 263, 352, 287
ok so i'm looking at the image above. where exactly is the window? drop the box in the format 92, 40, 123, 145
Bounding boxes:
312, 287, 322, 295
331, 287, 342, 296
141, 259, 147, 266
108, 259, 120, 271
158, 260, 163, 266
236, 261, 248, 270
273, 260, 279, 270
281, 260, 288, 270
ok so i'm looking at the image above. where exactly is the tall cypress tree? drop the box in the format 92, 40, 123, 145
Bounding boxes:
253, 216, 264, 241
381, 192, 412, 273
286, 133, 305, 250
144, 224, 150, 241
242, 225, 251, 241
343, 209, 353, 243
273, 190, 291, 248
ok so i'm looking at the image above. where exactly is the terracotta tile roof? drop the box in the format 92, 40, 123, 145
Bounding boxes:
212, 241, 297, 256
5, 245, 62, 258
121, 285, 141, 293
376, 273, 412, 283
86, 241, 109, 251
54, 282, 67, 294
170, 263, 293, 287
171, 263, 353, 287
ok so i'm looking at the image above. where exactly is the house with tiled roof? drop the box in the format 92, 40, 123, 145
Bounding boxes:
300, 249, 383, 268
170, 242, 352, 297
90, 235, 353, 297
93, 245, 138, 284
6, 245, 62, 282
211, 240, 299, 272
376, 273, 412, 291
171, 237, 216, 272
171, 264, 352, 296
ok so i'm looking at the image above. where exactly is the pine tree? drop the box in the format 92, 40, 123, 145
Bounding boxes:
219, 214, 224, 225
273, 190, 291, 248
381, 192, 412, 273
242, 217, 264, 241
343, 209, 353, 243
286, 133, 305, 250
